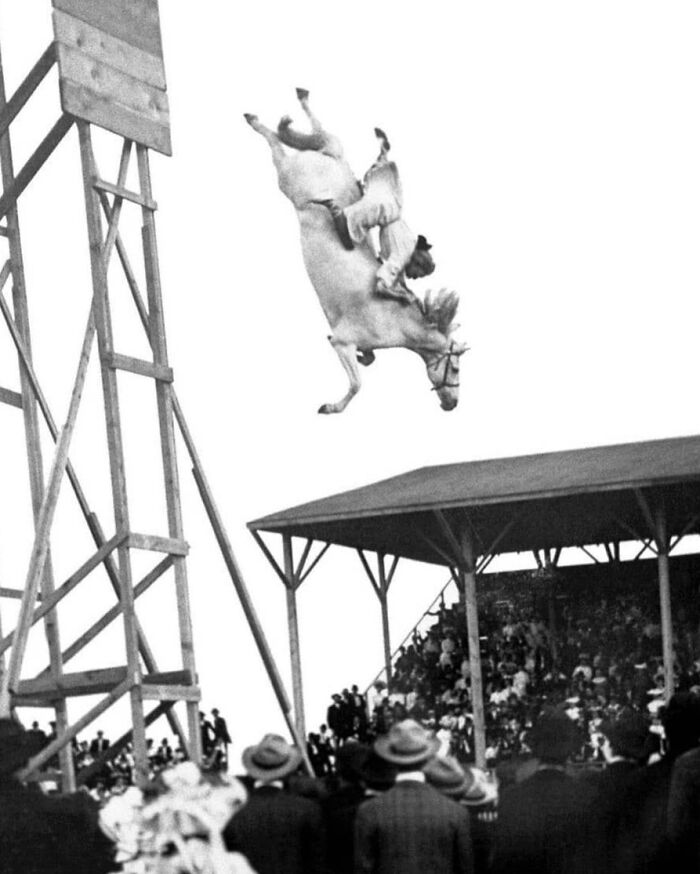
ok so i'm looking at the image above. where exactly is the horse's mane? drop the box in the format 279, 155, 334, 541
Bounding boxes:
418, 288, 460, 336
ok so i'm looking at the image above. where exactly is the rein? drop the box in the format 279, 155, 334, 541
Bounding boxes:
430, 341, 462, 391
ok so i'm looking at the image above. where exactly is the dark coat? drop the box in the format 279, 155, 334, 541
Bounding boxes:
223, 784, 325, 874
324, 782, 367, 874
614, 757, 674, 874
354, 779, 473, 874
490, 767, 599, 874
587, 760, 642, 874
667, 747, 700, 872
0, 778, 116, 874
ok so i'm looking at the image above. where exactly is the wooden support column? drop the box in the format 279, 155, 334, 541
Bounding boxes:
136, 144, 201, 762
78, 122, 148, 785
0, 44, 74, 787
283, 535, 306, 741
459, 529, 486, 769
656, 506, 674, 701
377, 556, 392, 687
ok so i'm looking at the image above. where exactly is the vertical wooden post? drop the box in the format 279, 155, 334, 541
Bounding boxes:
0, 43, 74, 789
77, 122, 148, 784
656, 505, 674, 702
283, 535, 306, 741
460, 530, 486, 769
377, 554, 392, 686
136, 145, 201, 762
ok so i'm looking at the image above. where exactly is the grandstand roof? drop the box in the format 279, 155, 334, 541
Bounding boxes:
248, 435, 700, 565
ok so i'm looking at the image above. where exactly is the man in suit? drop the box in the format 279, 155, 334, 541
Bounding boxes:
223, 733, 325, 874
0, 717, 115, 874
491, 706, 599, 874
354, 719, 473, 874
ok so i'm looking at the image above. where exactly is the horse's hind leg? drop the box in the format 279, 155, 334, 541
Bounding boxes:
296, 87, 323, 134
319, 337, 361, 414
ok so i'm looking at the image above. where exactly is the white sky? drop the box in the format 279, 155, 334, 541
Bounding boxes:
1, 1, 699, 765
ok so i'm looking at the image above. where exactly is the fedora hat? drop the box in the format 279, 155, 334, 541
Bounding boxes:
374, 719, 439, 767
424, 755, 472, 797
241, 734, 302, 782
0, 717, 44, 777
461, 767, 499, 807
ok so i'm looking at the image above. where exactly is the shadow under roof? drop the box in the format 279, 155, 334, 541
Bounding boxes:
248, 434, 700, 565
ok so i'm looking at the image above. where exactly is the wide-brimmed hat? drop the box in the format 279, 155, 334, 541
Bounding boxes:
461, 767, 499, 806
424, 755, 472, 797
241, 734, 302, 782
0, 717, 44, 777
374, 719, 439, 766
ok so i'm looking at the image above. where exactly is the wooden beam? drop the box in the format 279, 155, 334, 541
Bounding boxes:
0, 587, 40, 600
284, 535, 306, 741
0, 43, 56, 140
0, 386, 22, 408
434, 510, 467, 569
141, 684, 201, 702
0, 533, 124, 656
127, 532, 188, 555
100, 138, 131, 269
105, 351, 173, 382
0, 114, 74, 220
298, 542, 330, 585
15, 665, 128, 700
52, 554, 173, 668
250, 530, 289, 588
357, 549, 380, 598
93, 176, 157, 211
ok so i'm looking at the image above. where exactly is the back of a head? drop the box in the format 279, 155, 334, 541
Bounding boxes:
528, 707, 581, 765
663, 692, 700, 758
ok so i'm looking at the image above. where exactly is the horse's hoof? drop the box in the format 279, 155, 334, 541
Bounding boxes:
296, 87, 309, 101
243, 113, 257, 125
318, 403, 333, 414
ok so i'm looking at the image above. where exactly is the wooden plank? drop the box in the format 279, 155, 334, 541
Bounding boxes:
128, 532, 189, 555
0, 114, 74, 221
16, 665, 128, 700
0, 386, 22, 408
57, 44, 168, 124
61, 79, 171, 155
53, 10, 166, 89
93, 177, 157, 211
143, 669, 193, 686
0, 587, 40, 600
142, 684, 201, 702
0, 43, 56, 141
0, 224, 7, 236
52, 0, 163, 59
106, 351, 172, 382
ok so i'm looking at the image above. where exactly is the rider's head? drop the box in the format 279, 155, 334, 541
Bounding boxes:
405, 235, 435, 279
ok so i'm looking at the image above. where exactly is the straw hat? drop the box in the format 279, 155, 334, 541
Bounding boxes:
374, 719, 439, 767
241, 734, 302, 782
423, 756, 472, 797
461, 767, 499, 806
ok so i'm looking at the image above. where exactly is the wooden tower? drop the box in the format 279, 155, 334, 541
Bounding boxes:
0, 0, 197, 790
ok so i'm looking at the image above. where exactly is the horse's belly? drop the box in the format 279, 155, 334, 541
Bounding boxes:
281, 152, 359, 209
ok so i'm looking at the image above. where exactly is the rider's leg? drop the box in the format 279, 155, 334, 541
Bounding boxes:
311, 200, 355, 251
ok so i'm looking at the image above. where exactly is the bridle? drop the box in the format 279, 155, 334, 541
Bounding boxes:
429, 341, 463, 391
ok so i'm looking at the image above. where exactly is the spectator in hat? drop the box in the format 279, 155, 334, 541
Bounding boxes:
324, 742, 370, 874
491, 706, 599, 874
0, 717, 115, 874
223, 733, 324, 874
354, 719, 473, 874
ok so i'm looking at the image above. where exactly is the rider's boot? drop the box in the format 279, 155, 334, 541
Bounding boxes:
313, 199, 355, 251
375, 276, 413, 304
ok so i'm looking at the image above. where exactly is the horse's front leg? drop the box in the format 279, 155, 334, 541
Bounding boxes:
319, 337, 361, 414
244, 113, 288, 166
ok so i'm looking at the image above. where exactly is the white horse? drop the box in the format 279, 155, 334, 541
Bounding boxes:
245, 89, 467, 413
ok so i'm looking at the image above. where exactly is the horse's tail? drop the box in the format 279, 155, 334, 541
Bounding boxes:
422, 288, 460, 335
277, 117, 327, 152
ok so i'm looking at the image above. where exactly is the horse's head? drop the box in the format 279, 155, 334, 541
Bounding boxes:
424, 339, 468, 411
418, 289, 467, 411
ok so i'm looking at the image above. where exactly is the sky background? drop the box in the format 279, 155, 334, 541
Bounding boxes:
0, 1, 699, 767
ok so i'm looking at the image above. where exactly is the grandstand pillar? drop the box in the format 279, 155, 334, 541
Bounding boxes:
459, 530, 486, 769
655, 506, 674, 701
283, 535, 306, 740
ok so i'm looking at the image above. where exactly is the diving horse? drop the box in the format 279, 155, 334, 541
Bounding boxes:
244, 89, 467, 413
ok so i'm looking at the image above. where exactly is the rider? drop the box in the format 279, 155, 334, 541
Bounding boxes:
317, 128, 435, 303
